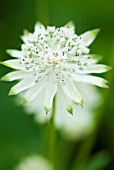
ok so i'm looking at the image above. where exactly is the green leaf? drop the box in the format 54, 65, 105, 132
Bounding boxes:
85, 151, 110, 170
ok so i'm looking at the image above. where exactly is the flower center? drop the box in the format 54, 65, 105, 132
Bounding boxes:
47, 57, 60, 65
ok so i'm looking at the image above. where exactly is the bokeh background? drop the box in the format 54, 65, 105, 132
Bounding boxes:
0, 0, 114, 169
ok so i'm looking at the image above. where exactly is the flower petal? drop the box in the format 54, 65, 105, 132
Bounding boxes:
61, 73, 83, 106
78, 64, 111, 73
81, 54, 102, 64
6, 49, 22, 58
64, 64, 111, 74
80, 29, 100, 46
0, 59, 25, 70
34, 21, 45, 34
44, 75, 57, 114
68, 54, 102, 65
9, 77, 36, 95
21, 77, 45, 104
58, 82, 73, 114
65, 21, 75, 29
70, 73, 109, 88
23, 29, 29, 36
1, 71, 29, 81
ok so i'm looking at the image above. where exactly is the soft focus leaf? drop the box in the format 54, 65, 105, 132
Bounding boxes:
85, 151, 110, 170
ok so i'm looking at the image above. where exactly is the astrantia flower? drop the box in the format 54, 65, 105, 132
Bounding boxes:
1, 21, 110, 114
15, 155, 53, 170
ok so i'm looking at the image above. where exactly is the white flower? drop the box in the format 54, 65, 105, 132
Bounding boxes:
21, 83, 101, 141
1, 21, 110, 114
14, 155, 52, 170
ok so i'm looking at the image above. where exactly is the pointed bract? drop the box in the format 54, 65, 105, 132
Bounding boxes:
6, 49, 22, 58
9, 89, 16, 96
67, 105, 73, 115
20, 97, 28, 105
80, 28, 100, 46
44, 106, 51, 115
65, 21, 75, 29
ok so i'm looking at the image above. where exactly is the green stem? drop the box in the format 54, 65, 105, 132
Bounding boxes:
35, 0, 49, 25
49, 95, 56, 170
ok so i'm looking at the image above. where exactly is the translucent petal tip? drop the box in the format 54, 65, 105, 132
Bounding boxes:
44, 106, 51, 115
35, 21, 43, 26
67, 105, 73, 115
6, 49, 12, 55
105, 66, 112, 71
92, 28, 100, 36
8, 89, 16, 96
102, 80, 109, 88
65, 21, 75, 29
0, 61, 12, 68
1, 75, 9, 81
80, 99, 83, 107
73, 99, 83, 107
20, 97, 28, 105
23, 29, 29, 35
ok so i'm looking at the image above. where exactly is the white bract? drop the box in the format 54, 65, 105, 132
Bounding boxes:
55, 83, 102, 140
14, 155, 52, 170
1, 21, 110, 114
21, 83, 101, 141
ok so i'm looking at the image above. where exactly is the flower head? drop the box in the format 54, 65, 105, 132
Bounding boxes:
15, 155, 52, 170
1, 21, 110, 114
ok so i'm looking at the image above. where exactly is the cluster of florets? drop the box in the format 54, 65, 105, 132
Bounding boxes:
1, 21, 110, 114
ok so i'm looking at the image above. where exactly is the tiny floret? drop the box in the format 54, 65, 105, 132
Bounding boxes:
1, 21, 110, 114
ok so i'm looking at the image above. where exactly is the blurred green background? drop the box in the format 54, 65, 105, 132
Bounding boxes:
0, 0, 114, 169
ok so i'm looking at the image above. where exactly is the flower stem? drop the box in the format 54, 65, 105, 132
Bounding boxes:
49, 95, 56, 170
